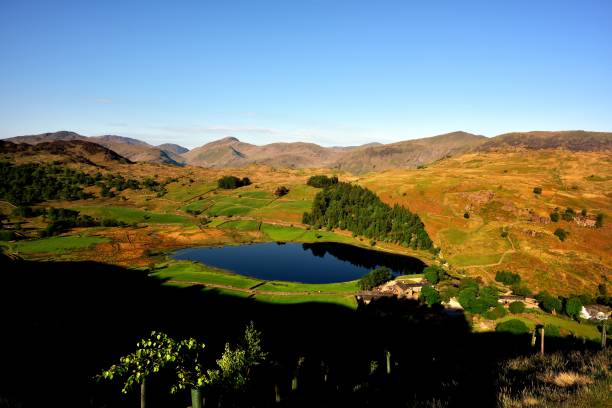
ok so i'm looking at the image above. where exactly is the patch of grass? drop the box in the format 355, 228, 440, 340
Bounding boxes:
497, 312, 600, 340
449, 253, 503, 267
261, 224, 307, 241
6, 235, 109, 254
218, 220, 261, 231
257, 280, 359, 294
152, 261, 261, 289
440, 228, 469, 245
74, 206, 191, 224
254, 294, 357, 308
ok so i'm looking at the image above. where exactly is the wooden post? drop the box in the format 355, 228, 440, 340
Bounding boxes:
531, 330, 537, 347
602, 321, 607, 349
540, 327, 545, 355
140, 378, 146, 408
275, 384, 281, 403
385, 350, 391, 375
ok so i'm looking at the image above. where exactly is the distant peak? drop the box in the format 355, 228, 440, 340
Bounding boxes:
221, 136, 240, 142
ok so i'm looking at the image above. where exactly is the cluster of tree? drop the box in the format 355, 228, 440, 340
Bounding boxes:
549, 207, 604, 227
217, 176, 251, 189
42, 207, 127, 236
0, 162, 95, 205
12, 206, 46, 218
274, 186, 289, 197
306, 175, 338, 188
357, 267, 393, 290
495, 270, 521, 285
99, 323, 266, 408
423, 265, 448, 284
554, 228, 568, 241
141, 177, 176, 197
302, 182, 433, 250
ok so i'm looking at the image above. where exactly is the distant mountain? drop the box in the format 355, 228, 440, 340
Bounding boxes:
333, 131, 488, 173
4, 131, 183, 165
182, 137, 345, 168
157, 143, 189, 155
478, 131, 612, 152
0, 139, 131, 166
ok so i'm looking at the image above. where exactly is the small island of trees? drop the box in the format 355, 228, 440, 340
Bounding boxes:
217, 176, 252, 189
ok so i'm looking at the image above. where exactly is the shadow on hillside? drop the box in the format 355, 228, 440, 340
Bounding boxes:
0, 257, 599, 408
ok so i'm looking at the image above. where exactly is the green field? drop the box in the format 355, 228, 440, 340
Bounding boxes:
497, 312, 600, 340
257, 279, 359, 294
151, 261, 261, 289
4, 235, 109, 254
74, 206, 192, 225
218, 220, 261, 231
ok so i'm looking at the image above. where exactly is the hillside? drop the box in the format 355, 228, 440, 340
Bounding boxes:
358, 149, 612, 295
334, 131, 487, 173
4, 131, 186, 165
479, 130, 612, 152
0, 139, 132, 167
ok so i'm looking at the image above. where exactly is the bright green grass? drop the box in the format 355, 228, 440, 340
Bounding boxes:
74, 206, 192, 224
299, 229, 355, 244
254, 294, 357, 308
205, 196, 271, 216
261, 224, 307, 241
218, 220, 261, 231
396, 274, 424, 280
258, 280, 359, 294
152, 261, 261, 289
449, 253, 503, 267
497, 313, 600, 340
6, 235, 109, 254
238, 190, 274, 199
164, 182, 217, 202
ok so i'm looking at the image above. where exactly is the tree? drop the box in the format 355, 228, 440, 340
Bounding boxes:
423, 265, 447, 284
533, 187, 542, 194
596, 213, 604, 228
562, 207, 575, 222
99, 331, 177, 408
508, 301, 525, 314
463, 212, 470, 219
420, 285, 441, 306
537, 292, 562, 314
496, 319, 529, 334
306, 175, 338, 188
550, 212, 559, 222
564, 297, 583, 319
495, 270, 521, 285
217, 176, 251, 189
274, 186, 289, 197
554, 228, 568, 241
204, 322, 267, 402
357, 267, 393, 290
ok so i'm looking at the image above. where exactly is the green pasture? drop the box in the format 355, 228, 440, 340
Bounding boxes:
4, 235, 109, 254
74, 206, 191, 225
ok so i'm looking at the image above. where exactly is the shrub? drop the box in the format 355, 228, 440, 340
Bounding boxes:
357, 267, 393, 291
420, 285, 441, 306
217, 176, 251, 189
274, 186, 289, 197
511, 284, 532, 297
562, 207, 575, 222
463, 212, 470, 219
533, 187, 542, 194
495, 319, 529, 334
306, 175, 338, 188
484, 304, 507, 320
495, 270, 521, 285
554, 228, 568, 241
508, 301, 525, 314
500, 230, 508, 238
550, 212, 559, 222
544, 324, 561, 337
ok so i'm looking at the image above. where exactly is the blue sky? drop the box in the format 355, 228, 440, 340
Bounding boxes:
1, 0, 611, 148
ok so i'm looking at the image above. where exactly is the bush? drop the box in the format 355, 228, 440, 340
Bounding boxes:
420, 285, 441, 306
463, 212, 470, 219
596, 213, 604, 228
217, 176, 251, 189
274, 186, 289, 197
550, 212, 559, 222
511, 284, 532, 297
544, 324, 561, 337
357, 267, 393, 291
306, 175, 338, 188
554, 228, 568, 241
484, 304, 507, 320
533, 187, 542, 194
495, 319, 529, 334
495, 270, 521, 285
508, 301, 525, 314
562, 207, 575, 222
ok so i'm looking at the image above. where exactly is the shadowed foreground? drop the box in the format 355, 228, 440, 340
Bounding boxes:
0, 256, 604, 407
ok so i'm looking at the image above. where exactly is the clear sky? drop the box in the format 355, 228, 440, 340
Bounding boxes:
1, 0, 611, 148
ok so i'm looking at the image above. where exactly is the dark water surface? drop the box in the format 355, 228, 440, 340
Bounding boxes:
172, 242, 426, 283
